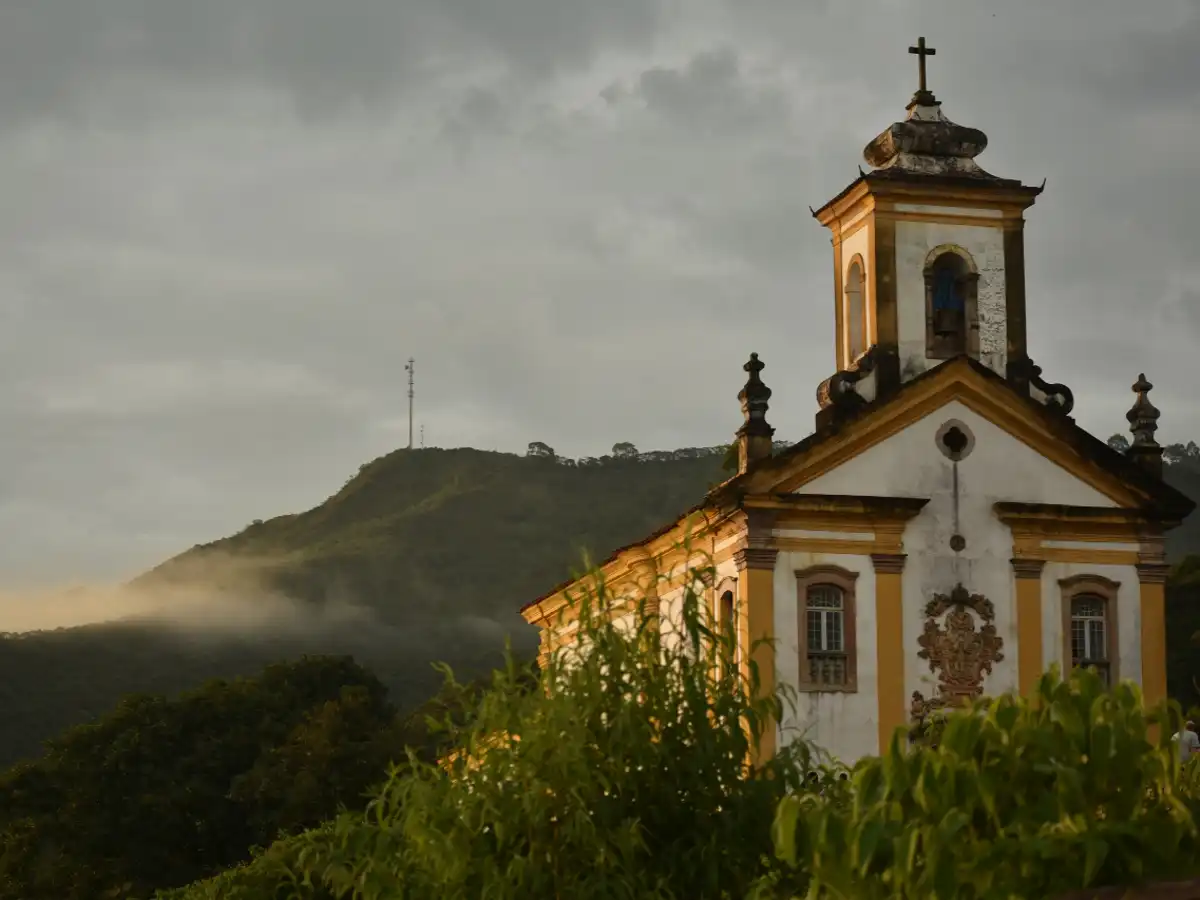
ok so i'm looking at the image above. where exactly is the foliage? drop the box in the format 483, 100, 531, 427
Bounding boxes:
1166, 556, 1200, 711
169, 597, 1200, 900
167, 560, 821, 899
770, 667, 1200, 899
0, 656, 431, 900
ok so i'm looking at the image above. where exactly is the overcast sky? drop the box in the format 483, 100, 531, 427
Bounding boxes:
0, 0, 1197, 591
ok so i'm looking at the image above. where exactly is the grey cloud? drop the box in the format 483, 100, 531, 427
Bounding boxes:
0, 0, 666, 127
0, 0, 1199, 598
624, 48, 791, 134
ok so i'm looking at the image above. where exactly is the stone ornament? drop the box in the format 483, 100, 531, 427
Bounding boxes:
911, 583, 1004, 724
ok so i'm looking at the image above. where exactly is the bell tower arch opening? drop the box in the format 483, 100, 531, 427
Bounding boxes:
923, 244, 979, 360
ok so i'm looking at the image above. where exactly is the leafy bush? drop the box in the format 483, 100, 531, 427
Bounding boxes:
770, 668, 1200, 899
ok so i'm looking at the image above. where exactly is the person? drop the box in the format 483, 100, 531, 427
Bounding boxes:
1173, 720, 1200, 764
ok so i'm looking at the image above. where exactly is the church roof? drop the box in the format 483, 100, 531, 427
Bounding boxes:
712, 356, 1194, 519
520, 356, 1195, 617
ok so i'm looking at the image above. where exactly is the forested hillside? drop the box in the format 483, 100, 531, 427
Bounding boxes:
0, 444, 732, 767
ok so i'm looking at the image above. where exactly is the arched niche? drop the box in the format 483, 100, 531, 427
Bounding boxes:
922, 244, 980, 360
844, 254, 868, 364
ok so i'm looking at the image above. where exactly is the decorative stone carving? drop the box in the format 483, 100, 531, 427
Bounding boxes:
911, 583, 1004, 724
1007, 356, 1075, 415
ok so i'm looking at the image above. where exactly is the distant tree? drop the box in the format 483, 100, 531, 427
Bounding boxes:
722, 441, 739, 473
525, 441, 555, 459
1107, 433, 1131, 452
1165, 442, 1200, 466
0, 656, 412, 900
227, 684, 407, 840
611, 441, 638, 460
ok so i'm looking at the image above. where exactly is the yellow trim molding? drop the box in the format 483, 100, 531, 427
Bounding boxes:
736, 546, 777, 764
1138, 561, 1170, 726
1011, 558, 1045, 695
872, 552, 907, 753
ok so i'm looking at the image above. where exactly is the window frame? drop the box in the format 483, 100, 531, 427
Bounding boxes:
796, 565, 859, 693
1059, 574, 1120, 685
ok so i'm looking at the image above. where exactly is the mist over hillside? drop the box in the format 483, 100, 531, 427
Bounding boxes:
0, 443, 730, 767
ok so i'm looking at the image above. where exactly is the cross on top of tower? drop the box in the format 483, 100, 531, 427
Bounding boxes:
908, 37, 936, 93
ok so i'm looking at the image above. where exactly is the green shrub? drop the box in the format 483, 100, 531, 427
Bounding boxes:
769, 667, 1200, 899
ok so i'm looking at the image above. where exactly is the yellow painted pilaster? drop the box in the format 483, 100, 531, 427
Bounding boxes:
1012, 558, 1046, 695
736, 546, 778, 764
871, 553, 906, 754
1138, 561, 1170, 725
628, 549, 660, 637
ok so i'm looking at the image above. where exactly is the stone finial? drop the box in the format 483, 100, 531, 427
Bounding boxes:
1126, 373, 1164, 478
860, 39, 998, 180
736, 353, 774, 474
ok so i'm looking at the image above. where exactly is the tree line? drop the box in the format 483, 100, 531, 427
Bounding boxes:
525, 439, 795, 467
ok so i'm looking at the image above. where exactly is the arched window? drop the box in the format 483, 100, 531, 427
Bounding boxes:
844, 257, 867, 363
1060, 575, 1119, 687
796, 566, 859, 691
923, 247, 979, 360
715, 579, 739, 675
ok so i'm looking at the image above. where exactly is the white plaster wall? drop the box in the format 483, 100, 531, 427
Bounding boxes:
774, 549, 879, 765
794, 400, 1117, 736
893, 217, 1007, 378
1041, 560, 1142, 686
840, 225, 870, 368
714, 557, 740, 589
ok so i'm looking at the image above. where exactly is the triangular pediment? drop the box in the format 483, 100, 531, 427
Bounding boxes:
736, 358, 1189, 517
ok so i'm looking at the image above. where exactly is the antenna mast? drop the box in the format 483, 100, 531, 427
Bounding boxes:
405, 358, 415, 450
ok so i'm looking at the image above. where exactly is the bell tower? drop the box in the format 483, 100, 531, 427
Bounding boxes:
811, 38, 1069, 424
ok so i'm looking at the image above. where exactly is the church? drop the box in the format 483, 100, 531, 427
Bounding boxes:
520, 40, 1195, 765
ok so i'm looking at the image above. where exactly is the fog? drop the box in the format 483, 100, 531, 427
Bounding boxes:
0, 552, 527, 650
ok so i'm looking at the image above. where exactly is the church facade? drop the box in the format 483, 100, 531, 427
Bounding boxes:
521, 42, 1195, 765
